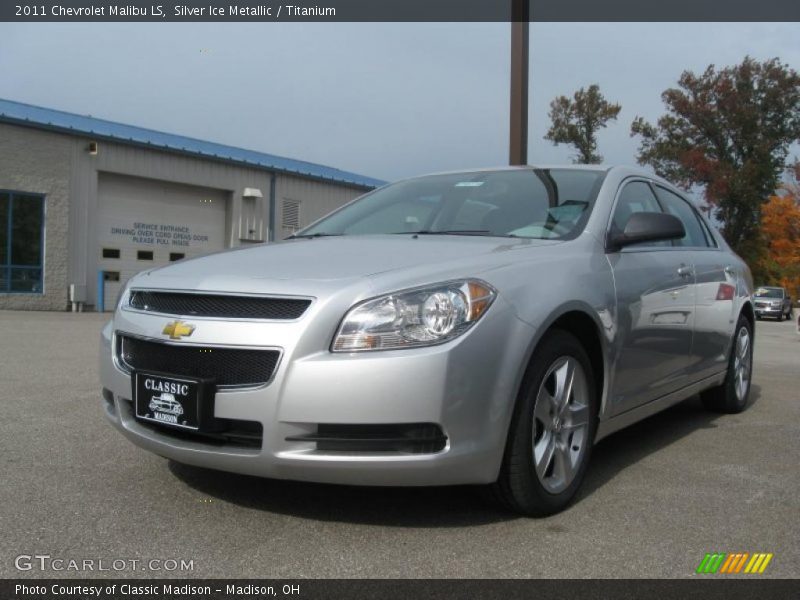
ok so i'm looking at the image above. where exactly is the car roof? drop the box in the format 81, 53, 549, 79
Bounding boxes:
410, 164, 612, 178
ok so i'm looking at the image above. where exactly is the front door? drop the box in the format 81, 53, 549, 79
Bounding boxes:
606, 180, 696, 415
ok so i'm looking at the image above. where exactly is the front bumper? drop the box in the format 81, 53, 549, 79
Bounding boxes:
99, 299, 533, 486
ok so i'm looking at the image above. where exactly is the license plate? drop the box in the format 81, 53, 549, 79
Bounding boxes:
134, 372, 207, 431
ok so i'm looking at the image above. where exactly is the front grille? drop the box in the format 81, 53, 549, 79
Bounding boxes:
286, 423, 448, 454
129, 290, 311, 320
755, 301, 778, 309
117, 335, 280, 388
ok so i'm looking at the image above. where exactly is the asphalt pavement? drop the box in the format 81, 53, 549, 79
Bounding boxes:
0, 310, 797, 578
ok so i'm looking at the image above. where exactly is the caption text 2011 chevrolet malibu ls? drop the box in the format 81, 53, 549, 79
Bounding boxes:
100, 165, 754, 515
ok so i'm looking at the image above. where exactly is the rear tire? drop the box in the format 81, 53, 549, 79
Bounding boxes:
489, 330, 597, 516
701, 315, 753, 414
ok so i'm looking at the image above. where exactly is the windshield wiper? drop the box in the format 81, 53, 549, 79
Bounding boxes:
287, 232, 343, 239
392, 229, 494, 236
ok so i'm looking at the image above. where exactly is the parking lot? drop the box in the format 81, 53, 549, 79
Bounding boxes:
0, 309, 798, 578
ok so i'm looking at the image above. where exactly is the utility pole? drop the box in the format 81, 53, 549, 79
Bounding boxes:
509, 0, 529, 165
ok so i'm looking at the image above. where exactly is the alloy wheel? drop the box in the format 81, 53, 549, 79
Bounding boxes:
733, 326, 752, 402
532, 356, 590, 494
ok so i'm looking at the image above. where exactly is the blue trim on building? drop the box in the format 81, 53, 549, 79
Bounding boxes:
96, 270, 105, 312
0, 98, 386, 190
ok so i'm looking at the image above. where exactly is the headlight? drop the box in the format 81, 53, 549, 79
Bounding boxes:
115, 278, 136, 312
332, 279, 496, 352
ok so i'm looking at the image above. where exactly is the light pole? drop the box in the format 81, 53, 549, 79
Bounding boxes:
509, 0, 529, 166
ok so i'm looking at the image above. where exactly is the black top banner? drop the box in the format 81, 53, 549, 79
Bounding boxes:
3, 0, 800, 22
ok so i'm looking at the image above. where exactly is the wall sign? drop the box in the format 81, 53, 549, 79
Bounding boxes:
110, 222, 211, 247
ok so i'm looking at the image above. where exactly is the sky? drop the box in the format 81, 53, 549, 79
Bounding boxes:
0, 22, 798, 183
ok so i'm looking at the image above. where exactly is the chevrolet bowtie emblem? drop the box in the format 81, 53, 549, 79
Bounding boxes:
162, 320, 195, 340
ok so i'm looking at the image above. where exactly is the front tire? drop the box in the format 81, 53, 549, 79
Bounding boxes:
701, 315, 753, 414
490, 330, 597, 516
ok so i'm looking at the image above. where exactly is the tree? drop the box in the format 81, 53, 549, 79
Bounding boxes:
758, 165, 800, 298
630, 57, 800, 264
545, 84, 621, 164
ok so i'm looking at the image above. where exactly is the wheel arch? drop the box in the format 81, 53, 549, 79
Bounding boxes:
549, 311, 606, 416
740, 299, 755, 333
514, 303, 610, 425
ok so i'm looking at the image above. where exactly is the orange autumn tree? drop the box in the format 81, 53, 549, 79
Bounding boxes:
759, 166, 800, 300
630, 57, 800, 267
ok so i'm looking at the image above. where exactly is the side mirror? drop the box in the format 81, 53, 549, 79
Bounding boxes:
609, 211, 685, 250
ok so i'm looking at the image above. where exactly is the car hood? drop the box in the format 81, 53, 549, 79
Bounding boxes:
132, 235, 562, 296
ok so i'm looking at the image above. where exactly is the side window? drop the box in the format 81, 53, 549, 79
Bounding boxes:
692, 205, 718, 247
654, 187, 710, 248
611, 181, 668, 247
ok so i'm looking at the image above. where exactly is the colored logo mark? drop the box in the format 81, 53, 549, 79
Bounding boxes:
696, 552, 773, 574
162, 320, 195, 340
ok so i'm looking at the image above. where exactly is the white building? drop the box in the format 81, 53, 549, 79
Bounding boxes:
0, 98, 382, 311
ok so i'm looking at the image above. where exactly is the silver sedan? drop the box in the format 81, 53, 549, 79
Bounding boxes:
100, 165, 755, 515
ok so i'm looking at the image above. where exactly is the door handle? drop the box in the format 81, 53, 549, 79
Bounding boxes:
677, 266, 694, 278
724, 265, 735, 276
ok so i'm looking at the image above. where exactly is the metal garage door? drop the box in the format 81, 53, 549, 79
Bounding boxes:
96, 173, 228, 310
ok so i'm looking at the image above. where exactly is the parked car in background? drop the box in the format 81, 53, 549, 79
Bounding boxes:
100, 165, 756, 516
753, 286, 793, 321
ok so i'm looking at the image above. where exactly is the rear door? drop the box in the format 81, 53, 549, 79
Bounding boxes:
606, 180, 697, 415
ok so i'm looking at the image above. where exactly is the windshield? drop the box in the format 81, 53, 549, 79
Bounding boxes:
297, 168, 606, 240
754, 288, 784, 298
